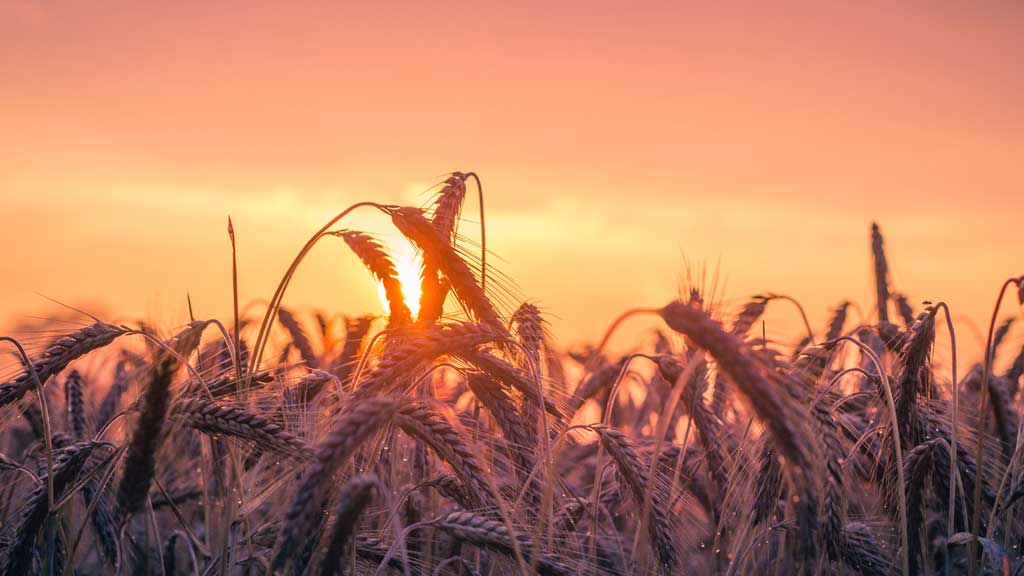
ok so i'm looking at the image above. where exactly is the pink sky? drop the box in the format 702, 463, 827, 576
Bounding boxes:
2, 1, 1022, 357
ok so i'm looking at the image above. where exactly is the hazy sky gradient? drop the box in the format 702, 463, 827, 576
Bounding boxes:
2, 1, 1022, 355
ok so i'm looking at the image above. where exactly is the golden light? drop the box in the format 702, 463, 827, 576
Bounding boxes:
377, 238, 423, 318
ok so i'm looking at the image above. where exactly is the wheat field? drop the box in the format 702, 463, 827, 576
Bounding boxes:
1, 172, 1022, 575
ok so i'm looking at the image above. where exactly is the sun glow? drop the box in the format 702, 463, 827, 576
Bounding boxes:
377, 238, 423, 319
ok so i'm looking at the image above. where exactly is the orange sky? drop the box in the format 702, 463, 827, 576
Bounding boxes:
1, 2, 1022, 358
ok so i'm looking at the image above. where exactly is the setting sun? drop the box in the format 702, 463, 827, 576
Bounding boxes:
376, 238, 423, 319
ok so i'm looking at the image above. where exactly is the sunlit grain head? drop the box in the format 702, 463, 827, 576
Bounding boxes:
377, 237, 422, 318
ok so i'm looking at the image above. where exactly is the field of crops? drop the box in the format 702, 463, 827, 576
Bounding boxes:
1, 172, 1022, 575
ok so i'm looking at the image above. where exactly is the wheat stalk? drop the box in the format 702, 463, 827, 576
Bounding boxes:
0, 322, 130, 409
172, 397, 314, 460
316, 473, 381, 576
431, 510, 574, 576
274, 396, 402, 571
116, 354, 177, 520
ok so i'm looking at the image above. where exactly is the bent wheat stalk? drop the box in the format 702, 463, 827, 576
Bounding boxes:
172, 397, 314, 460
825, 335, 909, 576
0, 322, 130, 409
980, 278, 1024, 563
